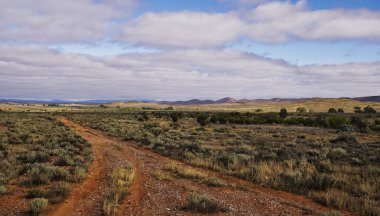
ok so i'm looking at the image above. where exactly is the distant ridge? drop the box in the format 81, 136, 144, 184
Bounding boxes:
353, 96, 380, 102
159, 96, 380, 105
0, 99, 153, 105
1, 96, 379, 105
159, 97, 309, 105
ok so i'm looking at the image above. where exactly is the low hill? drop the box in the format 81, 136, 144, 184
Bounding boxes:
353, 96, 380, 102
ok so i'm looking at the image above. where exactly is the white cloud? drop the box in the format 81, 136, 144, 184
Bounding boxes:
0, 0, 137, 43
1, 0, 380, 46
219, 0, 276, 6
116, 0, 380, 48
0, 45, 379, 100
119, 12, 245, 48
246, 0, 380, 42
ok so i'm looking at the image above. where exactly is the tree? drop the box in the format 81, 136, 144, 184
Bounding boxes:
170, 114, 179, 122
354, 106, 362, 113
279, 108, 288, 119
210, 115, 218, 124
196, 114, 210, 126
363, 106, 377, 113
328, 108, 337, 113
296, 107, 307, 113
218, 116, 227, 124
337, 108, 344, 113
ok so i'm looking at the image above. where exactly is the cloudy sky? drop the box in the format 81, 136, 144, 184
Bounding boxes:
1, 0, 380, 100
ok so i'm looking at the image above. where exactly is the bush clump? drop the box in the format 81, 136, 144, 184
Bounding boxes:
0, 185, 7, 195
27, 189, 46, 199
30, 198, 48, 215
50, 182, 71, 198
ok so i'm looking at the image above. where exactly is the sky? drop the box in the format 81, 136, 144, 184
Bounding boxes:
1, 0, 380, 100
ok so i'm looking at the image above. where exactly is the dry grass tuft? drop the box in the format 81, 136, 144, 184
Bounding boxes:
185, 192, 226, 213
164, 162, 208, 180
103, 166, 135, 216
152, 170, 172, 181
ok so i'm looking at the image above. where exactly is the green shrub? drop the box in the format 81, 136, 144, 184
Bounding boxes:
328, 116, 348, 129
50, 182, 71, 198
363, 106, 377, 113
30, 198, 48, 215
51, 167, 70, 181
57, 155, 75, 166
27, 164, 69, 185
27, 189, 46, 198
328, 148, 347, 160
0, 185, 7, 195
71, 167, 87, 182
351, 116, 368, 132
27, 165, 53, 185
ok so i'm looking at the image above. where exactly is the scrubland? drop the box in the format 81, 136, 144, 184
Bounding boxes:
1, 103, 380, 215
68, 111, 380, 215
0, 113, 92, 214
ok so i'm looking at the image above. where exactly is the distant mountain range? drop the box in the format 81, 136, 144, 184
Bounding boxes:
0, 99, 152, 105
159, 96, 380, 105
1, 96, 379, 105
158, 97, 308, 105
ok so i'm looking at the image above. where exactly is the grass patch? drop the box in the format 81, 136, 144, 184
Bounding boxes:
204, 177, 225, 187
164, 162, 208, 180
103, 166, 135, 216
311, 190, 379, 216
185, 192, 226, 213
320, 211, 343, 216
152, 170, 172, 181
